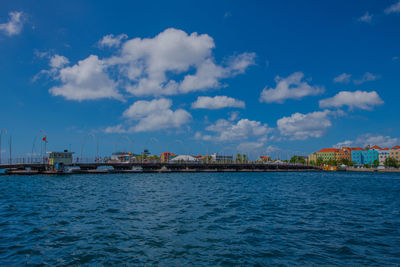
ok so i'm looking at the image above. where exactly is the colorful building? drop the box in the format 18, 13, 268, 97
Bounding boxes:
308, 152, 318, 164
390, 146, 400, 163
362, 149, 379, 166
378, 148, 390, 165
160, 152, 176, 162
317, 148, 339, 162
259, 156, 271, 162
351, 147, 365, 165
335, 147, 352, 162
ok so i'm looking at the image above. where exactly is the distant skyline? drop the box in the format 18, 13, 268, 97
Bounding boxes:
0, 0, 399, 159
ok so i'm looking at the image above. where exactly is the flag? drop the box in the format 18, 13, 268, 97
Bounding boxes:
42, 136, 47, 142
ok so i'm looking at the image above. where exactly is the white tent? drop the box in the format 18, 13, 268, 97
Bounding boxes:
170, 155, 199, 162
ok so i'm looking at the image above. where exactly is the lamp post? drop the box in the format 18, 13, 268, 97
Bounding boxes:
0, 129, 7, 165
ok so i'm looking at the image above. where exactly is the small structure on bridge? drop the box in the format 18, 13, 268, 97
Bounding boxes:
47, 150, 74, 167
170, 155, 199, 162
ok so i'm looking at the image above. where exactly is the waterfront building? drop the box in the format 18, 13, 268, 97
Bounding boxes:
211, 153, 233, 163
390, 146, 400, 163
160, 152, 176, 162
308, 152, 318, 164
351, 147, 365, 165
259, 156, 271, 162
317, 148, 339, 162
378, 148, 390, 166
362, 149, 379, 165
110, 152, 135, 163
47, 150, 74, 166
335, 147, 352, 162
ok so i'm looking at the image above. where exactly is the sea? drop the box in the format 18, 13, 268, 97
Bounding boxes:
0, 171, 399, 266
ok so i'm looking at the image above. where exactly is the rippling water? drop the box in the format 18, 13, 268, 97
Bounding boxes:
0, 172, 399, 265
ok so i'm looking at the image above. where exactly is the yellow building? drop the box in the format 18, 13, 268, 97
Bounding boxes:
390, 146, 400, 163
308, 152, 318, 164
48, 150, 74, 166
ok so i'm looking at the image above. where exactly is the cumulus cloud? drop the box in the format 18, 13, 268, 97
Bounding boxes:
117, 98, 191, 132
112, 28, 255, 96
356, 134, 400, 148
333, 73, 351, 83
385, 0, 400, 14
277, 110, 332, 140
319, 90, 383, 110
191, 96, 245, 109
358, 12, 373, 23
98, 33, 128, 48
353, 72, 379, 84
41, 28, 255, 101
259, 72, 324, 103
0, 11, 24, 36
49, 55, 122, 101
49, 54, 70, 69
33, 54, 70, 82
201, 118, 272, 142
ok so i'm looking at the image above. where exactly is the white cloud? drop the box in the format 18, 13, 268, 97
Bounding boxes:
319, 90, 383, 110
0, 11, 24, 36
112, 28, 255, 96
228, 111, 240, 121
333, 73, 351, 83
334, 140, 353, 148
121, 98, 191, 132
104, 124, 127, 134
191, 96, 245, 109
385, 1, 400, 14
40, 28, 255, 101
354, 72, 379, 84
204, 118, 272, 141
49, 54, 69, 69
356, 134, 400, 148
237, 141, 264, 151
98, 33, 128, 48
358, 12, 373, 23
259, 72, 324, 103
49, 55, 122, 101
277, 110, 332, 140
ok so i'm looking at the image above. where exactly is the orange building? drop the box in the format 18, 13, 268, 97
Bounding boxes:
335, 147, 352, 162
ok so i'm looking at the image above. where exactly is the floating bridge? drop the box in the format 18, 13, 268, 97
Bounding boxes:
0, 162, 320, 174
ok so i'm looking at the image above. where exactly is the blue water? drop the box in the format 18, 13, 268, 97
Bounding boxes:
0, 172, 399, 266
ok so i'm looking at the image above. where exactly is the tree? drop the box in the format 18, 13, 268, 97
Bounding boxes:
242, 154, 248, 163
290, 155, 306, 164
339, 158, 353, 166
385, 157, 399, 168
327, 159, 337, 166
372, 159, 380, 168
236, 153, 241, 163
316, 158, 324, 166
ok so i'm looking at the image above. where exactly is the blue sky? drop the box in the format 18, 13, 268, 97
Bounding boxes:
0, 0, 399, 159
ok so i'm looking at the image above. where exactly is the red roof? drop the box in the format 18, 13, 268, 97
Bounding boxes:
392, 145, 400, 149
350, 147, 365, 151
371, 145, 382, 150
318, 148, 339, 153
382, 148, 390, 150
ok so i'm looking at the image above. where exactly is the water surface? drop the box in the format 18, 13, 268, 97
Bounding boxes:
0, 172, 399, 265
